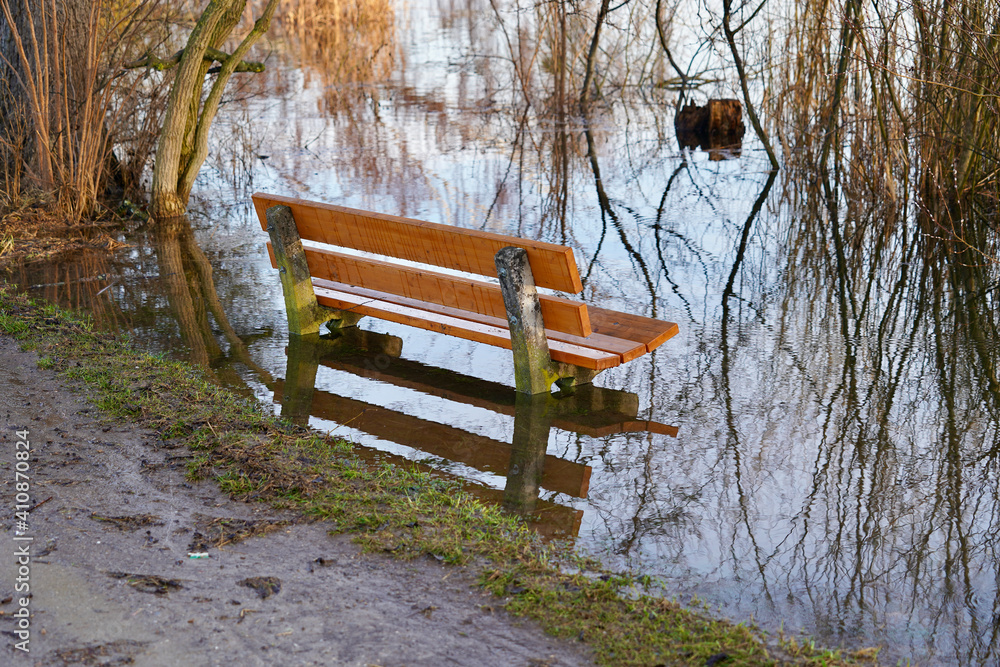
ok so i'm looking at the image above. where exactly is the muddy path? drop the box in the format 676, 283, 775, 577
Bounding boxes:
0, 336, 594, 666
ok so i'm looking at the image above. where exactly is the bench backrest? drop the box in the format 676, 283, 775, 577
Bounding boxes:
253, 193, 592, 337
253, 194, 582, 291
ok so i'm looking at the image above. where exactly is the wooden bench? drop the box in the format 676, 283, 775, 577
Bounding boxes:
253, 192, 678, 394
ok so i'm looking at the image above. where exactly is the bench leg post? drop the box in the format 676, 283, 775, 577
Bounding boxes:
495, 246, 556, 394
266, 204, 339, 335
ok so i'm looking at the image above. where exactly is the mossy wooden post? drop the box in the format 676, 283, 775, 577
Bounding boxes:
266, 204, 333, 335
495, 246, 554, 394
503, 393, 553, 514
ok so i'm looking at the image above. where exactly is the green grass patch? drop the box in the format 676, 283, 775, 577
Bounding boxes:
0, 287, 883, 666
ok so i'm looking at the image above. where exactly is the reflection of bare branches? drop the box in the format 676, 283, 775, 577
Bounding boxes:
651, 164, 702, 323
487, 0, 541, 107
483, 106, 531, 229
718, 171, 778, 602
583, 117, 657, 314
721, 171, 774, 299
153, 216, 272, 389
11, 249, 133, 333
757, 133, 1000, 656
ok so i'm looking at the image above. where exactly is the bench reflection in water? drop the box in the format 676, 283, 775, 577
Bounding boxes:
271, 328, 677, 539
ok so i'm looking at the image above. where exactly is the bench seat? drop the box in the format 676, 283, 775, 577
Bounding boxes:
312, 278, 626, 370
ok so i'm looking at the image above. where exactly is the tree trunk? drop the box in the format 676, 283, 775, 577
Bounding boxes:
179, 0, 247, 179
151, 0, 280, 221
151, 0, 238, 219
580, 0, 611, 108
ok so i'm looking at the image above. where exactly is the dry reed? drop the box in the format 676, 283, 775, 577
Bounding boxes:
0, 0, 165, 221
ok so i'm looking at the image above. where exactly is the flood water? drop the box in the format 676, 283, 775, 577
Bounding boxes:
8, 1, 1000, 664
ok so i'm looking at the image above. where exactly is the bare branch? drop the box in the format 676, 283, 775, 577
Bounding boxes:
125, 47, 264, 73
722, 0, 780, 171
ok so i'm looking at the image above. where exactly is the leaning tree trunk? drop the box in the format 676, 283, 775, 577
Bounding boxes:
151, 0, 280, 220
579, 0, 611, 108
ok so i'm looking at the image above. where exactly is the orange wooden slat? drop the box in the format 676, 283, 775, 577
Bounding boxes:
253, 192, 583, 293
543, 321, 647, 363
267, 243, 592, 337
587, 306, 679, 353
312, 279, 642, 366
267, 243, 640, 359
265, 242, 665, 363
312, 282, 620, 370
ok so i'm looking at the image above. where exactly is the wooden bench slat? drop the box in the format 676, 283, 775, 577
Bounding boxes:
587, 306, 679, 353
313, 278, 645, 364
253, 193, 584, 293
267, 242, 592, 337
312, 282, 621, 370
540, 320, 648, 363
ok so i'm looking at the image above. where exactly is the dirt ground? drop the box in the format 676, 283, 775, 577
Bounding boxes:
0, 336, 595, 666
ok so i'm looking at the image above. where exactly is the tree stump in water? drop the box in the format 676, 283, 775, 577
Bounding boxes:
675, 99, 746, 155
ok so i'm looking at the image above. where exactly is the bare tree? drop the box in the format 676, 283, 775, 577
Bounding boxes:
133, 0, 280, 220
721, 0, 779, 171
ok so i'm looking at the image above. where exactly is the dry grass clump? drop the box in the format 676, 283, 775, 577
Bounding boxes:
769, 0, 1000, 249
